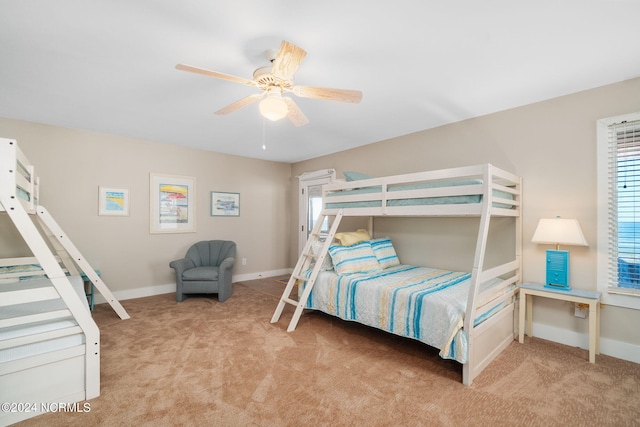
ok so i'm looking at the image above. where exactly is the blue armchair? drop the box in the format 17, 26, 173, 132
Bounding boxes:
170, 240, 236, 302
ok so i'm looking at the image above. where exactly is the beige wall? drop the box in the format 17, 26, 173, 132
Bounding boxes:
2, 76, 639, 359
0, 118, 292, 295
291, 77, 640, 354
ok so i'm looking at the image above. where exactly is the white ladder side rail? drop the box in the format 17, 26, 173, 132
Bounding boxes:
0, 194, 101, 398
271, 209, 343, 332
270, 232, 317, 326
270, 209, 334, 325
287, 210, 343, 332
35, 205, 130, 320
36, 215, 80, 276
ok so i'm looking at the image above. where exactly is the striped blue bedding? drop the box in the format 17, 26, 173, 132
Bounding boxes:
302, 264, 506, 363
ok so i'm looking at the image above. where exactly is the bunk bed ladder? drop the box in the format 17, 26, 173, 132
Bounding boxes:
34, 205, 130, 320
271, 209, 343, 332
0, 193, 101, 399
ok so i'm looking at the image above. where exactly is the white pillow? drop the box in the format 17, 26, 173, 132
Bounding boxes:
311, 241, 334, 271
344, 171, 374, 181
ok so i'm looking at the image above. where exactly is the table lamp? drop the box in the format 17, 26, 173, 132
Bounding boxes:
531, 217, 588, 290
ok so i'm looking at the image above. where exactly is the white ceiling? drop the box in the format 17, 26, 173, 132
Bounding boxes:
1, 1, 639, 163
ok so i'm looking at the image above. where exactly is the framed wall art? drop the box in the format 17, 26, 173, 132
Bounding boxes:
98, 186, 130, 216
150, 173, 196, 233
211, 191, 240, 217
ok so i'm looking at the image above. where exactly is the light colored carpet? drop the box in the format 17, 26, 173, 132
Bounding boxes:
14, 278, 640, 426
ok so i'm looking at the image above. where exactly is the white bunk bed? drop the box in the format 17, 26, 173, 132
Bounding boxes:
0, 137, 129, 425
272, 163, 521, 386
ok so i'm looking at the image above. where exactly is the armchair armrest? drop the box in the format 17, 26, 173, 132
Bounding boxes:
219, 257, 235, 284
217, 257, 235, 302
169, 258, 195, 276
219, 257, 235, 272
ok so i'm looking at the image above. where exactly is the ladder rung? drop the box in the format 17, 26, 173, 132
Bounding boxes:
283, 297, 299, 306
291, 274, 309, 281
303, 252, 327, 259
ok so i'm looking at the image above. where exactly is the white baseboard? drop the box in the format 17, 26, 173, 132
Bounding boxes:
94, 283, 176, 304
231, 268, 292, 283
530, 321, 640, 364
93, 268, 293, 305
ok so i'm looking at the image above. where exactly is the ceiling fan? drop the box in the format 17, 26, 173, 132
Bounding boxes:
175, 41, 363, 127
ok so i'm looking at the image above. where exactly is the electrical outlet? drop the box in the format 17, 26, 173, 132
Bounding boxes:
574, 303, 588, 318
242, 258, 247, 266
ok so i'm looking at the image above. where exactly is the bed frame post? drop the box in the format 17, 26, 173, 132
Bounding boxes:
462, 164, 493, 385
0, 139, 16, 209
463, 164, 522, 385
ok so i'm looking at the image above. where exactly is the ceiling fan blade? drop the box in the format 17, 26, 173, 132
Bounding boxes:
283, 97, 309, 127
176, 64, 254, 86
271, 41, 307, 81
293, 85, 362, 103
215, 94, 263, 115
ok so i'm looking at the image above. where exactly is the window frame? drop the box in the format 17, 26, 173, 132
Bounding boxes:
596, 112, 640, 310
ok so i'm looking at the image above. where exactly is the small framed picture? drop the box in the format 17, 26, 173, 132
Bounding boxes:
98, 187, 130, 216
150, 173, 196, 233
211, 191, 240, 217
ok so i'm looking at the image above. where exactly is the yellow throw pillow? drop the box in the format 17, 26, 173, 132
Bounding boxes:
334, 229, 371, 246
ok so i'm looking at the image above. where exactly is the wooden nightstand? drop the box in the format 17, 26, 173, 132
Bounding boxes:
518, 283, 601, 363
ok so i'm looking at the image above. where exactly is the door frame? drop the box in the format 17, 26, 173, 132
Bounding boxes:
298, 169, 335, 256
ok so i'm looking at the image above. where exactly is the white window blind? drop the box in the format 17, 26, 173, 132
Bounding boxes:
608, 118, 640, 296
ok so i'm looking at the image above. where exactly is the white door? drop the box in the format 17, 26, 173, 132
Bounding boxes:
298, 169, 335, 255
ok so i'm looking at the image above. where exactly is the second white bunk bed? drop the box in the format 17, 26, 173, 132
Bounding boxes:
272, 163, 522, 386
0, 137, 129, 425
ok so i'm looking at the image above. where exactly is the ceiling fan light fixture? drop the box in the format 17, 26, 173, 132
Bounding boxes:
259, 91, 288, 121
176, 40, 362, 127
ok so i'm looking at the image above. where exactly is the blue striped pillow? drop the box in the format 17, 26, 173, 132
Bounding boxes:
370, 237, 400, 269
328, 241, 382, 275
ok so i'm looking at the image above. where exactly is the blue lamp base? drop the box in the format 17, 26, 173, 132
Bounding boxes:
545, 249, 571, 291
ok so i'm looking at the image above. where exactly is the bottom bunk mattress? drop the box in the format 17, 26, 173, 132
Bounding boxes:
0, 275, 89, 363
302, 265, 507, 364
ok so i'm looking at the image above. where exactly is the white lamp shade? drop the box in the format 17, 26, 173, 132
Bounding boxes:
259, 92, 288, 121
531, 218, 588, 247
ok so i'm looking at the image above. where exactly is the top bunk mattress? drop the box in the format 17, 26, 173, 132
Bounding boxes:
324, 178, 514, 210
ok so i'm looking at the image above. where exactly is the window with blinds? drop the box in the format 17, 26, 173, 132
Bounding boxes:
608, 118, 640, 295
